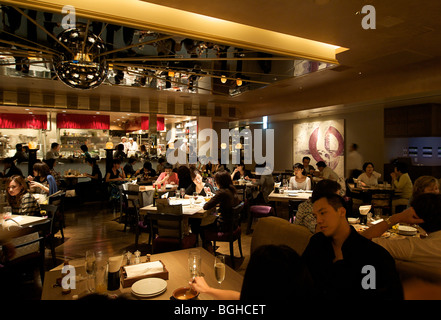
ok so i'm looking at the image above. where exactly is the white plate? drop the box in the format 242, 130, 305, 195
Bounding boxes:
131, 278, 167, 297
398, 225, 417, 236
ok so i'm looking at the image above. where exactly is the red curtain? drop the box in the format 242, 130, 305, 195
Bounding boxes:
57, 113, 109, 129
141, 116, 165, 131
157, 117, 165, 131
141, 116, 149, 130
0, 113, 47, 129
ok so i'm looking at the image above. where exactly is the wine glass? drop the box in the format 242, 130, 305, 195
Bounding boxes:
188, 250, 201, 280
214, 254, 226, 285
85, 250, 96, 292
180, 188, 186, 199
193, 192, 199, 203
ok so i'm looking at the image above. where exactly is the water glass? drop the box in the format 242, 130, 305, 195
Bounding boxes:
188, 249, 201, 279
94, 252, 108, 293
85, 250, 96, 292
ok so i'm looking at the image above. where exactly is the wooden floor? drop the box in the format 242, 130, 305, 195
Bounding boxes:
4, 198, 290, 300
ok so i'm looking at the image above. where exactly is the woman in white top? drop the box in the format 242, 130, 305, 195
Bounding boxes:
289, 163, 311, 190
357, 162, 381, 186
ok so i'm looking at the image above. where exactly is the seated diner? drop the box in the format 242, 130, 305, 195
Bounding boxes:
6, 175, 41, 216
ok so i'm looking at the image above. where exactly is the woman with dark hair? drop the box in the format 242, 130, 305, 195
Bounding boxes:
105, 159, 126, 212
230, 162, 252, 181
105, 159, 125, 183
6, 175, 41, 216
289, 163, 311, 190
27, 162, 58, 195
189, 245, 315, 300
43, 158, 62, 189
203, 171, 241, 233
357, 162, 381, 187
137, 161, 156, 180
185, 168, 214, 196
177, 165, 192, 190
80, 144, 91, 159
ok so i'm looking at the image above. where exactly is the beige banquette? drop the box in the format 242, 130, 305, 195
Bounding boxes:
250, 216, 312, 256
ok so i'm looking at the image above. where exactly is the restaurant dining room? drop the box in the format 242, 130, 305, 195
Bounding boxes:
1, 0, 441, 311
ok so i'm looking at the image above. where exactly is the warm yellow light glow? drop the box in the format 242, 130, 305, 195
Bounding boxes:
236, 78, 242, 86
28, 141, 38, 149
6, 0, 348, 64
220, 143, 227, 149
221, 75, 227, 84
168, 70, 175, 77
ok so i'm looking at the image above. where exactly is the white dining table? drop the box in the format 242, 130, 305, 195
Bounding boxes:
268, 190, 312, 202
0, 214, 48, 229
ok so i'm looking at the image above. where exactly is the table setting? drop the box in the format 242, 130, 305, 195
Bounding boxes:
41, 248, 241, 301
348, 204, 423, 239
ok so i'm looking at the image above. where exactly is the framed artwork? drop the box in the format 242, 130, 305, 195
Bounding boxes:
293, 119, 345, 177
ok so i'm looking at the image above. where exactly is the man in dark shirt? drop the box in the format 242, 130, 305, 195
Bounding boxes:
302, 193, 403, 300
3, 157, 23, 177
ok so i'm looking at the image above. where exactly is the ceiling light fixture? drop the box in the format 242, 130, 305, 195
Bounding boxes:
52, 26, 108, 90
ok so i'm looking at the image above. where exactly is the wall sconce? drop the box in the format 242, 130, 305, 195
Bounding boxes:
236, 78, 242, 86
221, 75, 227, 84
235, 143, 242, 149
221, 143, 227, 149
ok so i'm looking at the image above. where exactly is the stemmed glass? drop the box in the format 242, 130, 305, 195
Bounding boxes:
193, 192, 199, 204
180, 188, 186, 199
85, 250, 96, 292
188, 250, 201, 278
214, 254, 225, 286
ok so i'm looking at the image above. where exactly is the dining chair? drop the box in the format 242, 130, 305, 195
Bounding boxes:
40, 204, 60, 266
246, 204, 274, 234
121, 188, 142, 232
0, 218, 51, 285
204, 201, 244, 269
131, 198, 151, 251
49, 191, 66, 237
147, 201, 197, 254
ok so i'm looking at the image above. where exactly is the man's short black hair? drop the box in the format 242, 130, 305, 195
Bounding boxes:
312, 193, 346, 212
316, 161, 327, 168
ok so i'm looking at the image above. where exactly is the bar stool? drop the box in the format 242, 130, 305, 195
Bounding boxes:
246, 205, 274, 234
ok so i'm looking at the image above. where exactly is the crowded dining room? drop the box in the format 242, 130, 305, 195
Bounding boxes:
1, 0, 441, 308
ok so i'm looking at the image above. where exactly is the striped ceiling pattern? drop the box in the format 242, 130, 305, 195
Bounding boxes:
0, 88, 240, 120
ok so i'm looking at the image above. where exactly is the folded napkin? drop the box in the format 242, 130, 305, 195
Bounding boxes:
123, 261, 164, 278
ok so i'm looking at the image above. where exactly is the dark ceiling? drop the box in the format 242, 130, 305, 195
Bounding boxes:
1, 0, 441, 122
